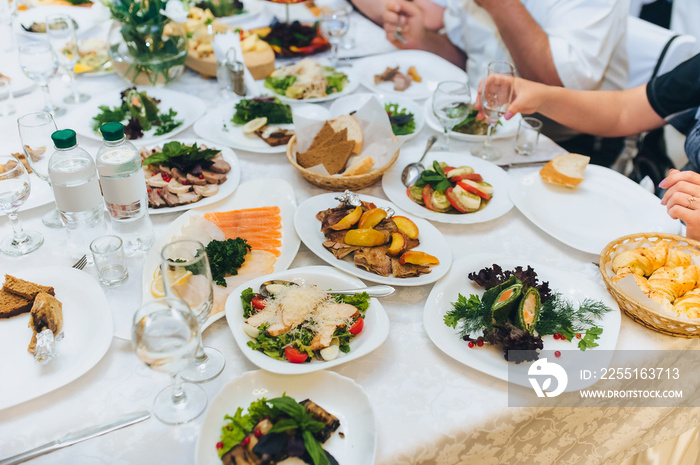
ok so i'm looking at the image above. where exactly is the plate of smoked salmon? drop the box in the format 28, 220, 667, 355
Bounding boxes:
129, 179, 299, 340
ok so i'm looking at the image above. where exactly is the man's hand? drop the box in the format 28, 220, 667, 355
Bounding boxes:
383, 0, 426, 49
660, 169, 700, 241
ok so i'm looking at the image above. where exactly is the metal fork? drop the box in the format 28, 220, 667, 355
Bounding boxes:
72, 254, 87, 270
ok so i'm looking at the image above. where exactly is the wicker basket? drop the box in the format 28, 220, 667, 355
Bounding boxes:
599, 232, 700, 338
286, 135, 399, 191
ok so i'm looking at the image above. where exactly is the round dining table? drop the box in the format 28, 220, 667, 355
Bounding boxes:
0, 2, 698, 464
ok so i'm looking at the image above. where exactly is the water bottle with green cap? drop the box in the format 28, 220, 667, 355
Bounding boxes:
96, 122, 154, 255
48, 128, 105, 253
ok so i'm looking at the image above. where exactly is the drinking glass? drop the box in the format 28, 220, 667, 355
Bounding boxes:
0, 77, 15, 116
132, 298, 207, 424
432, 80, 472, 152
474, 61, 515, 161
319, 7, 350, 68
18, 42, 65, 117
0, 155, 44, 256
17, 111, 63, 228
46, 14, 90, 104
0, 0, 17, 52
161, 239, 225, 383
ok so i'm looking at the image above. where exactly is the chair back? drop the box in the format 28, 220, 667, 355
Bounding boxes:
626, 16, 696, 88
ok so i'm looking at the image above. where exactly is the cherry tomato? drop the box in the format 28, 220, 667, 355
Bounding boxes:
251, 296, 266, 310
445, 187, 469, 213
349, 317, 364, 335
422, 185, 436, 211
284, 346, 308, 363
450, 173, 483, 183
456, 180, 491, 200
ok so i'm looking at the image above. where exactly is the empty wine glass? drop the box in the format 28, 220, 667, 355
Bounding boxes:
46, 14, 90, 104
17, 111, 63, 228
0, 154, 44, 256
0, 0, 17, 52
473, 61, 515, 161
161, 239, 225, 383
432, 80, 472, 152
18, 42, 65, 117
132, 298, 207, 424
319, 7, 350, 68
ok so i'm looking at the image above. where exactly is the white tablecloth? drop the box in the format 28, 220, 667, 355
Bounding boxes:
0, 4, 698, 464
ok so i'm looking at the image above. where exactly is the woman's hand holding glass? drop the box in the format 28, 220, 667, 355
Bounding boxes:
473, 61, 515, 161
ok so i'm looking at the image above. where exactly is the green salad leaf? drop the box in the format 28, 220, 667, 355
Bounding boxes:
324, 67, 347, 94
264, 75, 297, 94
232, 97, 292, 125
385, 103, 416, 136
453, 109, 500, 135
414, 161, 452, 192
241, 287, 256, 318
141, 141, 220, 170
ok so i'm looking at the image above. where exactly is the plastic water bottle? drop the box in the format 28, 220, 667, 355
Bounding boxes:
48, 129, 105, 254
96, 122, 154, 254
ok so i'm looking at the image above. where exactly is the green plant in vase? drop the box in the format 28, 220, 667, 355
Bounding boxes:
195, 0, 244, 17
105, 0, 189, 86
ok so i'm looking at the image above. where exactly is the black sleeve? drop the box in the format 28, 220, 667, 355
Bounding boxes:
646, 53, 700, 118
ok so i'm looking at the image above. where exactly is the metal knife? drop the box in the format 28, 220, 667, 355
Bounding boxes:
497, 160, 549, 170
0, 411, 151, 465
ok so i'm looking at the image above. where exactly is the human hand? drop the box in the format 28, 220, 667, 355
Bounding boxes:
383, 0, 426, 49
474, 77, 546, 121
660, 169, 700, 241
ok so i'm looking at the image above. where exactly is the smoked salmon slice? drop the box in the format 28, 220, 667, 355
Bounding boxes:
204, 207, 283, 257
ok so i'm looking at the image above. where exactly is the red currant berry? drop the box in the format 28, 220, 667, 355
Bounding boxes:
467, 341, 475, 348
476, 340, 484, 347
576, 334, 582, 339
243, 436, 251, 446
254, 430, 263, 438
554, 351, 561, 358
553, 334, 559, 340
216, 442, 223, 450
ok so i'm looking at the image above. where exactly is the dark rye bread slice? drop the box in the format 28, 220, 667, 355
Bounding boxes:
3, 274, 55, 300
307, 121, 335, 150
298, 139, 355, 175
0, 289, 32, 319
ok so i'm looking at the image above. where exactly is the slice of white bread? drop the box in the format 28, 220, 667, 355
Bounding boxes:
330, 115, 363, 154
343, 156, 374, 176
539, 153, 590, 188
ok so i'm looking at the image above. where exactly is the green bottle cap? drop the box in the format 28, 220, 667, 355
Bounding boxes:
51, 129, 77, 149
99, 122, 125, 141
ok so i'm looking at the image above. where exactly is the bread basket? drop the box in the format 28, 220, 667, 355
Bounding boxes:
599, 232, 700, 338
286, 135, 400, 191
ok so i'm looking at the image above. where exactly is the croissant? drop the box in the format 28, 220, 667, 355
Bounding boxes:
647, 265, 700, 303
673, 287, 700, 319
664, 248, 693, 268
612, 241, 669, 278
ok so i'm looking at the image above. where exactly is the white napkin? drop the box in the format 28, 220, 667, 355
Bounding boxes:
213, 32, 259, 95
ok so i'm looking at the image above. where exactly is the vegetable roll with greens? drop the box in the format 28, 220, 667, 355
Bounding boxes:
517, 287, 541, 333
491, 279, 523, 324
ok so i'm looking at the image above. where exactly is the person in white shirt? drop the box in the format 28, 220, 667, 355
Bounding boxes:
351, 0, 445, 32
381, 0, 630, 163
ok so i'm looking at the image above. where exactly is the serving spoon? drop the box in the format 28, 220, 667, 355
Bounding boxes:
401, 135, 437, 187
259, 280, 395, 299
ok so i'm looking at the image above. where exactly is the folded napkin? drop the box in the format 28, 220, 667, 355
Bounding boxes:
213, 32, 259, 95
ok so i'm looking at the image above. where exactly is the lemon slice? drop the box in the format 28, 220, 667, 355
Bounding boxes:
150, 269, 192, 298
243, 117, 267, 134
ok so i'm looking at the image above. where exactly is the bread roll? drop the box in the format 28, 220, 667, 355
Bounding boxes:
539, 153, 590, 188
343, 156, 374, 176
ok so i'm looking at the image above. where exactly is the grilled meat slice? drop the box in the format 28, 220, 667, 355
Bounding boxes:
300, 399, 340, 443
374, 66, 399, 84
148, 188, 168, 208
309, 302, 359, 350
391, 258, 431, 278
209, 157, 231, 174
171, 167, 188, 184
320, 208, 354, 234
202, 170, 227, 184
161, 187, 180, 207
186, 173, 208, 185
322, 240, 361, 259
177, 191, 202, 205
221, 444, 262, 465
393, 72, 412, 91
354, 246, 392, 277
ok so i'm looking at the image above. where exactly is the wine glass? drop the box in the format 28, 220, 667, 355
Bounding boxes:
432, 80, 472, 152
132, 298, 207, 424
17, 111, 63, 229
473, 61, 515, 161
160, 239, 225, 383
319, 7, 350, 68
0, 155, 44, 256
0, 0, 17, 52
46, 14, 90, 104
18, 42, 65, 117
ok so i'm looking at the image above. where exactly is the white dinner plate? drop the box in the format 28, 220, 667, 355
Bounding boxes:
423, 98, 522, 142
1, 58, 35, 96
329, 92, 425, 143
129, 178, 299, 341
423, 255, 621, 389
510, 165, 682, 255
295, 194, 452, 286
225, 266, 390, 374
0, 267, 113, 410
356, 49, 467, 101
196, 370, 377, 465
260, 66, 361, 104
216, 0, 264, 25
382, 151, 514, 224
15, 6, 103, 38
142, 138, 240, 215
193, 100, 329, 154
63, 86, 206, 146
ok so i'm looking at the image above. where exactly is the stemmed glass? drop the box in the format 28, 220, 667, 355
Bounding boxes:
132, 298, 207, 424
432, 80, 472, 152
474, 61, 515, 161
0, 0, 17, 52
17, 111, 63, 228
161, 239, 225, 383
46, 14, 90, 104
319, 6, 350, 68
18, 42, 65, 117
0, 155, 44, 256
